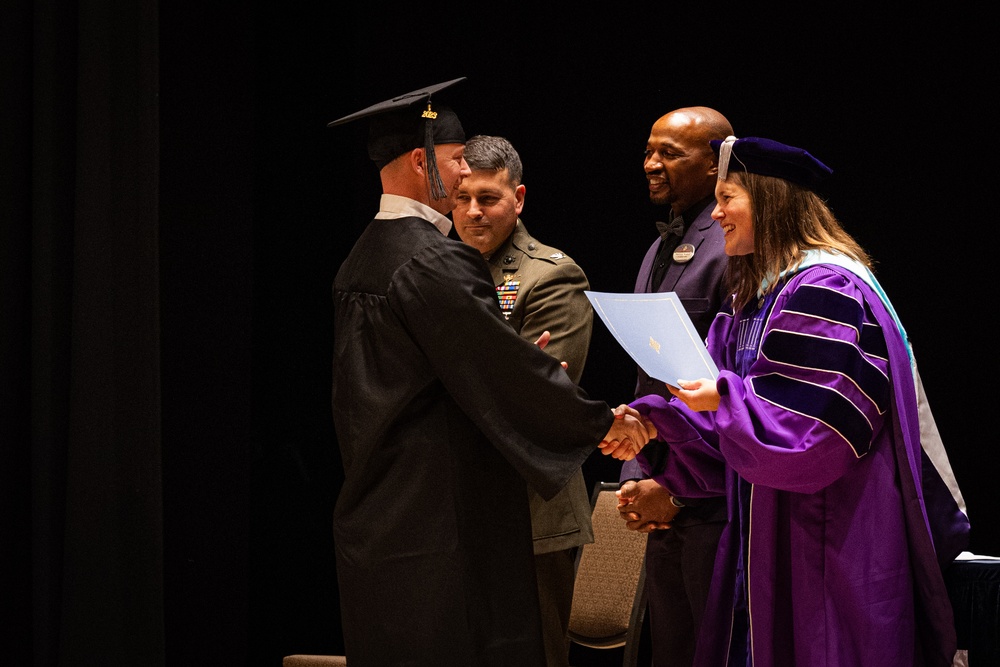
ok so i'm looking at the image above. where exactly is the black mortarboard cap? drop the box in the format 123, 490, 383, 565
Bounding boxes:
711, 135, 832, 191
327, 77, 467, 199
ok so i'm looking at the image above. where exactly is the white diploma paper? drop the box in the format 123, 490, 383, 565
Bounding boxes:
586, 291, 719, 387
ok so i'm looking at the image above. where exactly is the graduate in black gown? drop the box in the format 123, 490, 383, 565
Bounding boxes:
327, 78, 654, 667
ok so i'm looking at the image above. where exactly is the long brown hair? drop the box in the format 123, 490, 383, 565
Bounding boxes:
726, 171, 873, 312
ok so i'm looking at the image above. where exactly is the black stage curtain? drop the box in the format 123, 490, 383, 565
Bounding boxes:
1, 1, 257, 664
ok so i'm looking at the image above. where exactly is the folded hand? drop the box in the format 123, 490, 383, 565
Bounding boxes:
616, 478, 680, 532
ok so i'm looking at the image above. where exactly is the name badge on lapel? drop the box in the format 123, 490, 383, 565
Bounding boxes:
673, 243, 695, 264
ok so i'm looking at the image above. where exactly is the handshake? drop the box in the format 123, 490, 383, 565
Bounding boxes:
598, 404, 657, 461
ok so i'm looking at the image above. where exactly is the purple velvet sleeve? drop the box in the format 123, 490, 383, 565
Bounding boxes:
630, 394, 726, 497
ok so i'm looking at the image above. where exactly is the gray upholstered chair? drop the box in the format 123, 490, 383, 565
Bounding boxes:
567, 481, 648, 667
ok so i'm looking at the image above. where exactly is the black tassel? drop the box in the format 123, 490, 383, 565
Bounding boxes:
423, 105, 447, 199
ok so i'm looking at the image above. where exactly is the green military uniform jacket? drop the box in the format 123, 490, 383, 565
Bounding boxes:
485, 220, 595, 554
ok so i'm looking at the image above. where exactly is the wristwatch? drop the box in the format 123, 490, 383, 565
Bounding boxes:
669, 495, 685, 508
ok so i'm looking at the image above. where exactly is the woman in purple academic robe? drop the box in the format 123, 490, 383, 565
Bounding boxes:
627, 136, 970, 667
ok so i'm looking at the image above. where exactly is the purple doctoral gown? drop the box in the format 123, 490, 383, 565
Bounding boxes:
631, 261, 970, 667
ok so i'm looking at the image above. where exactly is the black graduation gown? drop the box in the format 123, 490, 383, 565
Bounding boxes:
331, 216, 612, 666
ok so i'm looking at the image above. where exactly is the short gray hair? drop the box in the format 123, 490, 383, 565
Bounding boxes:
463, 134, 523, 186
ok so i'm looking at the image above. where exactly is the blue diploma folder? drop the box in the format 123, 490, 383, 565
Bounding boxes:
585, 291, 719, 387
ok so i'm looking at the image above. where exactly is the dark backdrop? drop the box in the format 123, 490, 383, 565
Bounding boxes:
4, 3, 996, 665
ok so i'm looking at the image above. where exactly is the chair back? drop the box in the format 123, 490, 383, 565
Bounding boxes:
567, 481, 648, 665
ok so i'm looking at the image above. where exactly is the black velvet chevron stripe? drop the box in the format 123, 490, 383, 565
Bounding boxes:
752, 374, 874, 456
859, 322, 888, 360
761, 330, 890, 412
784, 284, 889, 360
783, 284, 862, 328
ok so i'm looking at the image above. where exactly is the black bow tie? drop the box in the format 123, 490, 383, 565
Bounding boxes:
655, 217, 685, 241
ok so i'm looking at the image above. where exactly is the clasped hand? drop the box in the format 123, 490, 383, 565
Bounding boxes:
616, 478, 679, 532
598, 404, 657, 461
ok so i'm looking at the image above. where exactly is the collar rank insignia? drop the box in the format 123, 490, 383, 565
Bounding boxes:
495, 278, 520, 320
